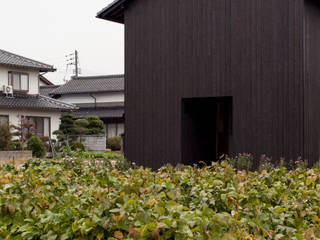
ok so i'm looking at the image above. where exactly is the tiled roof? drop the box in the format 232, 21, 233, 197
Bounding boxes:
40, 85, 61, 97
39, 75, 54, 85
0, 93, 78, 111
70, 108, 124, 119
50, 75, 124, 96
0, 49, 55, 72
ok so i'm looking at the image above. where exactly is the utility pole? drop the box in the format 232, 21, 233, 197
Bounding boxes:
65, 50, 80, 81
74, 50, 79, 78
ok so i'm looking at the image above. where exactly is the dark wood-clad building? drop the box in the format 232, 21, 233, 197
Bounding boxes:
97, 0, 320, 169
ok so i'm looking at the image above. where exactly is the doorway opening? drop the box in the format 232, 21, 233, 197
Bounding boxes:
181, 97, 232, 165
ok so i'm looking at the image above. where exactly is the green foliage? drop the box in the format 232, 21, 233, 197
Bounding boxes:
313, 161, 320, 169
0, 160, 319, 239
27, 136, 46, 158
59, 114, 76, 136
70, 142, 85, 151
86, 115, 105, 135
0, 124, 12, 151
74, 119, 89, 136
106, 136, 122, 151
9, 142, 23, 151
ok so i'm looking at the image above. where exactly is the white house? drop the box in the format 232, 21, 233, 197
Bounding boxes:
41, 75, 125, 138
0, 49, 77, 139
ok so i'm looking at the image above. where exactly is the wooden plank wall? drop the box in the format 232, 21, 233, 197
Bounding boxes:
125, 0, 306, 169
304, 0, 320, 165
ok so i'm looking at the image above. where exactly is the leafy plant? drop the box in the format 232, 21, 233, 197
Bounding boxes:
235, 153, 253, 171
27, 136, 46, 158
1, 159, 319, 239
0, 124, 12, 151
86, 115, 105, 135
70, 142, 85, 151
106, 136, 122, 151
9, 141, 23, 151
59, 114, 76, 135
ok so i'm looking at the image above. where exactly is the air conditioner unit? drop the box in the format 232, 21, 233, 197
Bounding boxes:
3, 85, 13, 95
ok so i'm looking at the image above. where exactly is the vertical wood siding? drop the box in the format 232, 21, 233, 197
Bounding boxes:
304, 0, 320, 165
124, 0, 310, 169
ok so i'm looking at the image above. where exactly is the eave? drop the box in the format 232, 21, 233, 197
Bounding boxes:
96, 0, 126, 24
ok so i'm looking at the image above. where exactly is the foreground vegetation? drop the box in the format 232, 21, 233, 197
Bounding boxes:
0, 157, 319, 239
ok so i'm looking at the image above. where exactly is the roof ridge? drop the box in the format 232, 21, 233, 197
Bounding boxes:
39, 95, 78, 109
74, 74, 124, 80
0, 49, 54, 69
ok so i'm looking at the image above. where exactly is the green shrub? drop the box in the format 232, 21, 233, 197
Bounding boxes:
9, 142, 23, 151
0, 160, 319, 239
235, 153, 253, 171
27, 136, 46, 158
313, 161, 320, 169
87, 115, 105, 135
106, 136, 121, 151
0, 124, 12, 151
70, 142, 85, 151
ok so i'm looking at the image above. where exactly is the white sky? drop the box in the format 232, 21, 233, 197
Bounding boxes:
0, 0, 124, 84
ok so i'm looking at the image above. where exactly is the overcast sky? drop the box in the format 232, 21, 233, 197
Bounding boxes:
1, 0, 124, 84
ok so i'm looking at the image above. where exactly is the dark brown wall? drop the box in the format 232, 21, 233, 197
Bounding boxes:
304, 0, 320, 165
124, 0, 311, 169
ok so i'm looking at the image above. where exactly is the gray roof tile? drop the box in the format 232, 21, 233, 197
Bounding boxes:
0, 49, 55, 72
70, 108, 124, 119
40, 85, 61, 97
0, 93, 78, 111
50, 75, 124, 95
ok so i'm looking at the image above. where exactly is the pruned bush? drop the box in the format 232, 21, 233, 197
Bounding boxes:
70, 142, 85, 151
87, 115, 105, 135
9, 142, 23, 151
0, 124, 12, 151
106, 136, 121, 151
27, 136, 46, 158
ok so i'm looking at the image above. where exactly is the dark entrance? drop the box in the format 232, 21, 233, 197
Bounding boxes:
181, 97, 232, 165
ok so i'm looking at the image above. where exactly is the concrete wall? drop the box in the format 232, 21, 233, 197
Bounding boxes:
0, 109, 61, 139
0, 151, 32, 163
58, 92, 124, 104
77, 135, 106, 152
0, 66, 39, 94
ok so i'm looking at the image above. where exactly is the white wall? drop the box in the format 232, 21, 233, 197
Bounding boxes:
58, 92, 124, 104
0, 109, 60, 139
0, 66, 39, 94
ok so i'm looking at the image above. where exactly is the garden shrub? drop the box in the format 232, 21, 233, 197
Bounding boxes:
106, 136, 121, 151
9, 142, 23, 151
87, 115, 105, 135
0, 124, 12, 151
70, 142, 85, 151
0, 160, 319, 239
27, 136, 46, 158
313, 160, 320, 169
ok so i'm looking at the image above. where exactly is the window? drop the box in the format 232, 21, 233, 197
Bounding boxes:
107, 124, 117, 138
8, 72, 29, 91
27, 117, 50, 137
0, 115, 9, 126
107, 123, 125, 137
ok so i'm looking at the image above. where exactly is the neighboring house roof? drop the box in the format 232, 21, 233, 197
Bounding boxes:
40, 85, 61, 97
50, 75, 124, 96
0, 93, 77, 111
71, 108, 124, 119
39, 75, 54, 85
96, 0, 126, 23
0, 49, 55, 72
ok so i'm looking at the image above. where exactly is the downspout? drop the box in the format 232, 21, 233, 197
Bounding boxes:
90, 94, 97, 109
